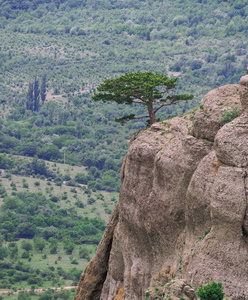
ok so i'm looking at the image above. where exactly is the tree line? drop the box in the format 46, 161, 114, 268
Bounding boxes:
26, 75, 46, 112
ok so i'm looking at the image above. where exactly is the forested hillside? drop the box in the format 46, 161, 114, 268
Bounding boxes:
0, 0, 248, 296
0, 0, 247, 186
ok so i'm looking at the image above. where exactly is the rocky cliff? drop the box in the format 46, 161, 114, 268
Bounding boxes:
75, 73, 248, 300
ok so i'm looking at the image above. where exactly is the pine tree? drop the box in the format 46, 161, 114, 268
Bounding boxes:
93, 71, 194, 125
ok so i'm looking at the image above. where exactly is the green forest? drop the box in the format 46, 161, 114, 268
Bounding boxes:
0, 0, 248, 297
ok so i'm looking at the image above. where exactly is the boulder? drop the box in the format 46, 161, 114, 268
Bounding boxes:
192, 84, 241, 141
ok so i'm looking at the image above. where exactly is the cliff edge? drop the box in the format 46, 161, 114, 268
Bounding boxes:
75, 73, 248, 300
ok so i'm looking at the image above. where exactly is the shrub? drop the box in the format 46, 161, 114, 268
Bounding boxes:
64, 242, 74, 255
220, 105, 240, 124
21, 250, 30, 259
75, 200, 84, 208
79, 247, 90, 260
50, 246, 57, 254
196, 281, 225, 300
21, 240, 33, 251
18, 292, 31, 300
23, 182, 29, 188
87, 197, 96, 205
27, 276, 41, 285
104, 207, 112, 214
63, 174, 71, 181
71, 259, 78, 264
0, 185, 6, 197
50, 195, 59, 202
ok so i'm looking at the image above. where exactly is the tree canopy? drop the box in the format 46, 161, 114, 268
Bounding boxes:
93, 71, 194, 125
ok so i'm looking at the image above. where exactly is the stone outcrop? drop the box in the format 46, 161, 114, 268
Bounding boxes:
75, 72, 248, 300
191, 84, 241, 141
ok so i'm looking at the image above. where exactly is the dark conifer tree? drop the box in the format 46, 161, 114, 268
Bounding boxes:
40, 74, 47, 103
33, 76, 40, 112
26, 82, 34, 111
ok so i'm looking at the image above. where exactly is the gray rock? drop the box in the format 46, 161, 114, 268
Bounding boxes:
75, 72, 248, 300
183, 285, 196, 299
192, 84, 241, 142
214, 114, 248, 167
239, 74, 248, 112
74, 205, 119, 300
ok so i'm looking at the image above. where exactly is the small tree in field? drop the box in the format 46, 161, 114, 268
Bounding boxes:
93, 71, 194, 125
34, 237, 46, 252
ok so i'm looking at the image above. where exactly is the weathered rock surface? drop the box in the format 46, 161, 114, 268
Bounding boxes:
192, 84, 241, 142
74, 205, 119, 300
75, 75, 248, 300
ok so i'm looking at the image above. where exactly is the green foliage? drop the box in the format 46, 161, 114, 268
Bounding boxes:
34, 237, 46, 252
8, 243, 18, 258
0, 183, 6, 197
196, 281, 225, 300
220, 106, 240, 124
93, 72, 193, 124
0, 154, 14, 169
196, 229, 211, 243
40, 74, 47, 103
21, 250, 30, 258
0, 245, 8, 261
0, 191, 106, 246
23, 182, 29, 188
63, 241, 75, 255
18, 291, 31, 300
79, 247, 90, 260
21, 240, 33, 251
87, 197, 96, 205
39, 288, 72, 300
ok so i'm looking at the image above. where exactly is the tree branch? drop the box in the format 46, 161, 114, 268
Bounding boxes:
154, 102, 174, 113
128, 94, 147, 102
133, 115, 150, 119
132, 100, 144, 104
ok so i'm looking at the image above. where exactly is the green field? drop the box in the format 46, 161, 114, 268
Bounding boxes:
0, 156, 118, 295
0, 157, 118, 221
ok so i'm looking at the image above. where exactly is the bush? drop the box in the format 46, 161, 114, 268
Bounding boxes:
21, 251, 30, 258
50, 195, 60, 202
21, 240, 33, 251
87, 197, 96, 205
196, 281, 225, 300
104, 207, 112, 214
0, 185, 6, 197
18, 292, 31, 300
28, 276, 41, 285
79, 247, 90, 260
220, 105, 240, 124
71, 259, 78, 264
23, 182, 29, 188
64, 242, 74, 255
50, 246, 57, 254
75, 200, 84, 208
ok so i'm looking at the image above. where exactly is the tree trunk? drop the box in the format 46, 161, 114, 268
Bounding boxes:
148, 102, 156, 125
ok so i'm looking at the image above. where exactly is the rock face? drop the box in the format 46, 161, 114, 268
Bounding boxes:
75, 74, 248, 300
